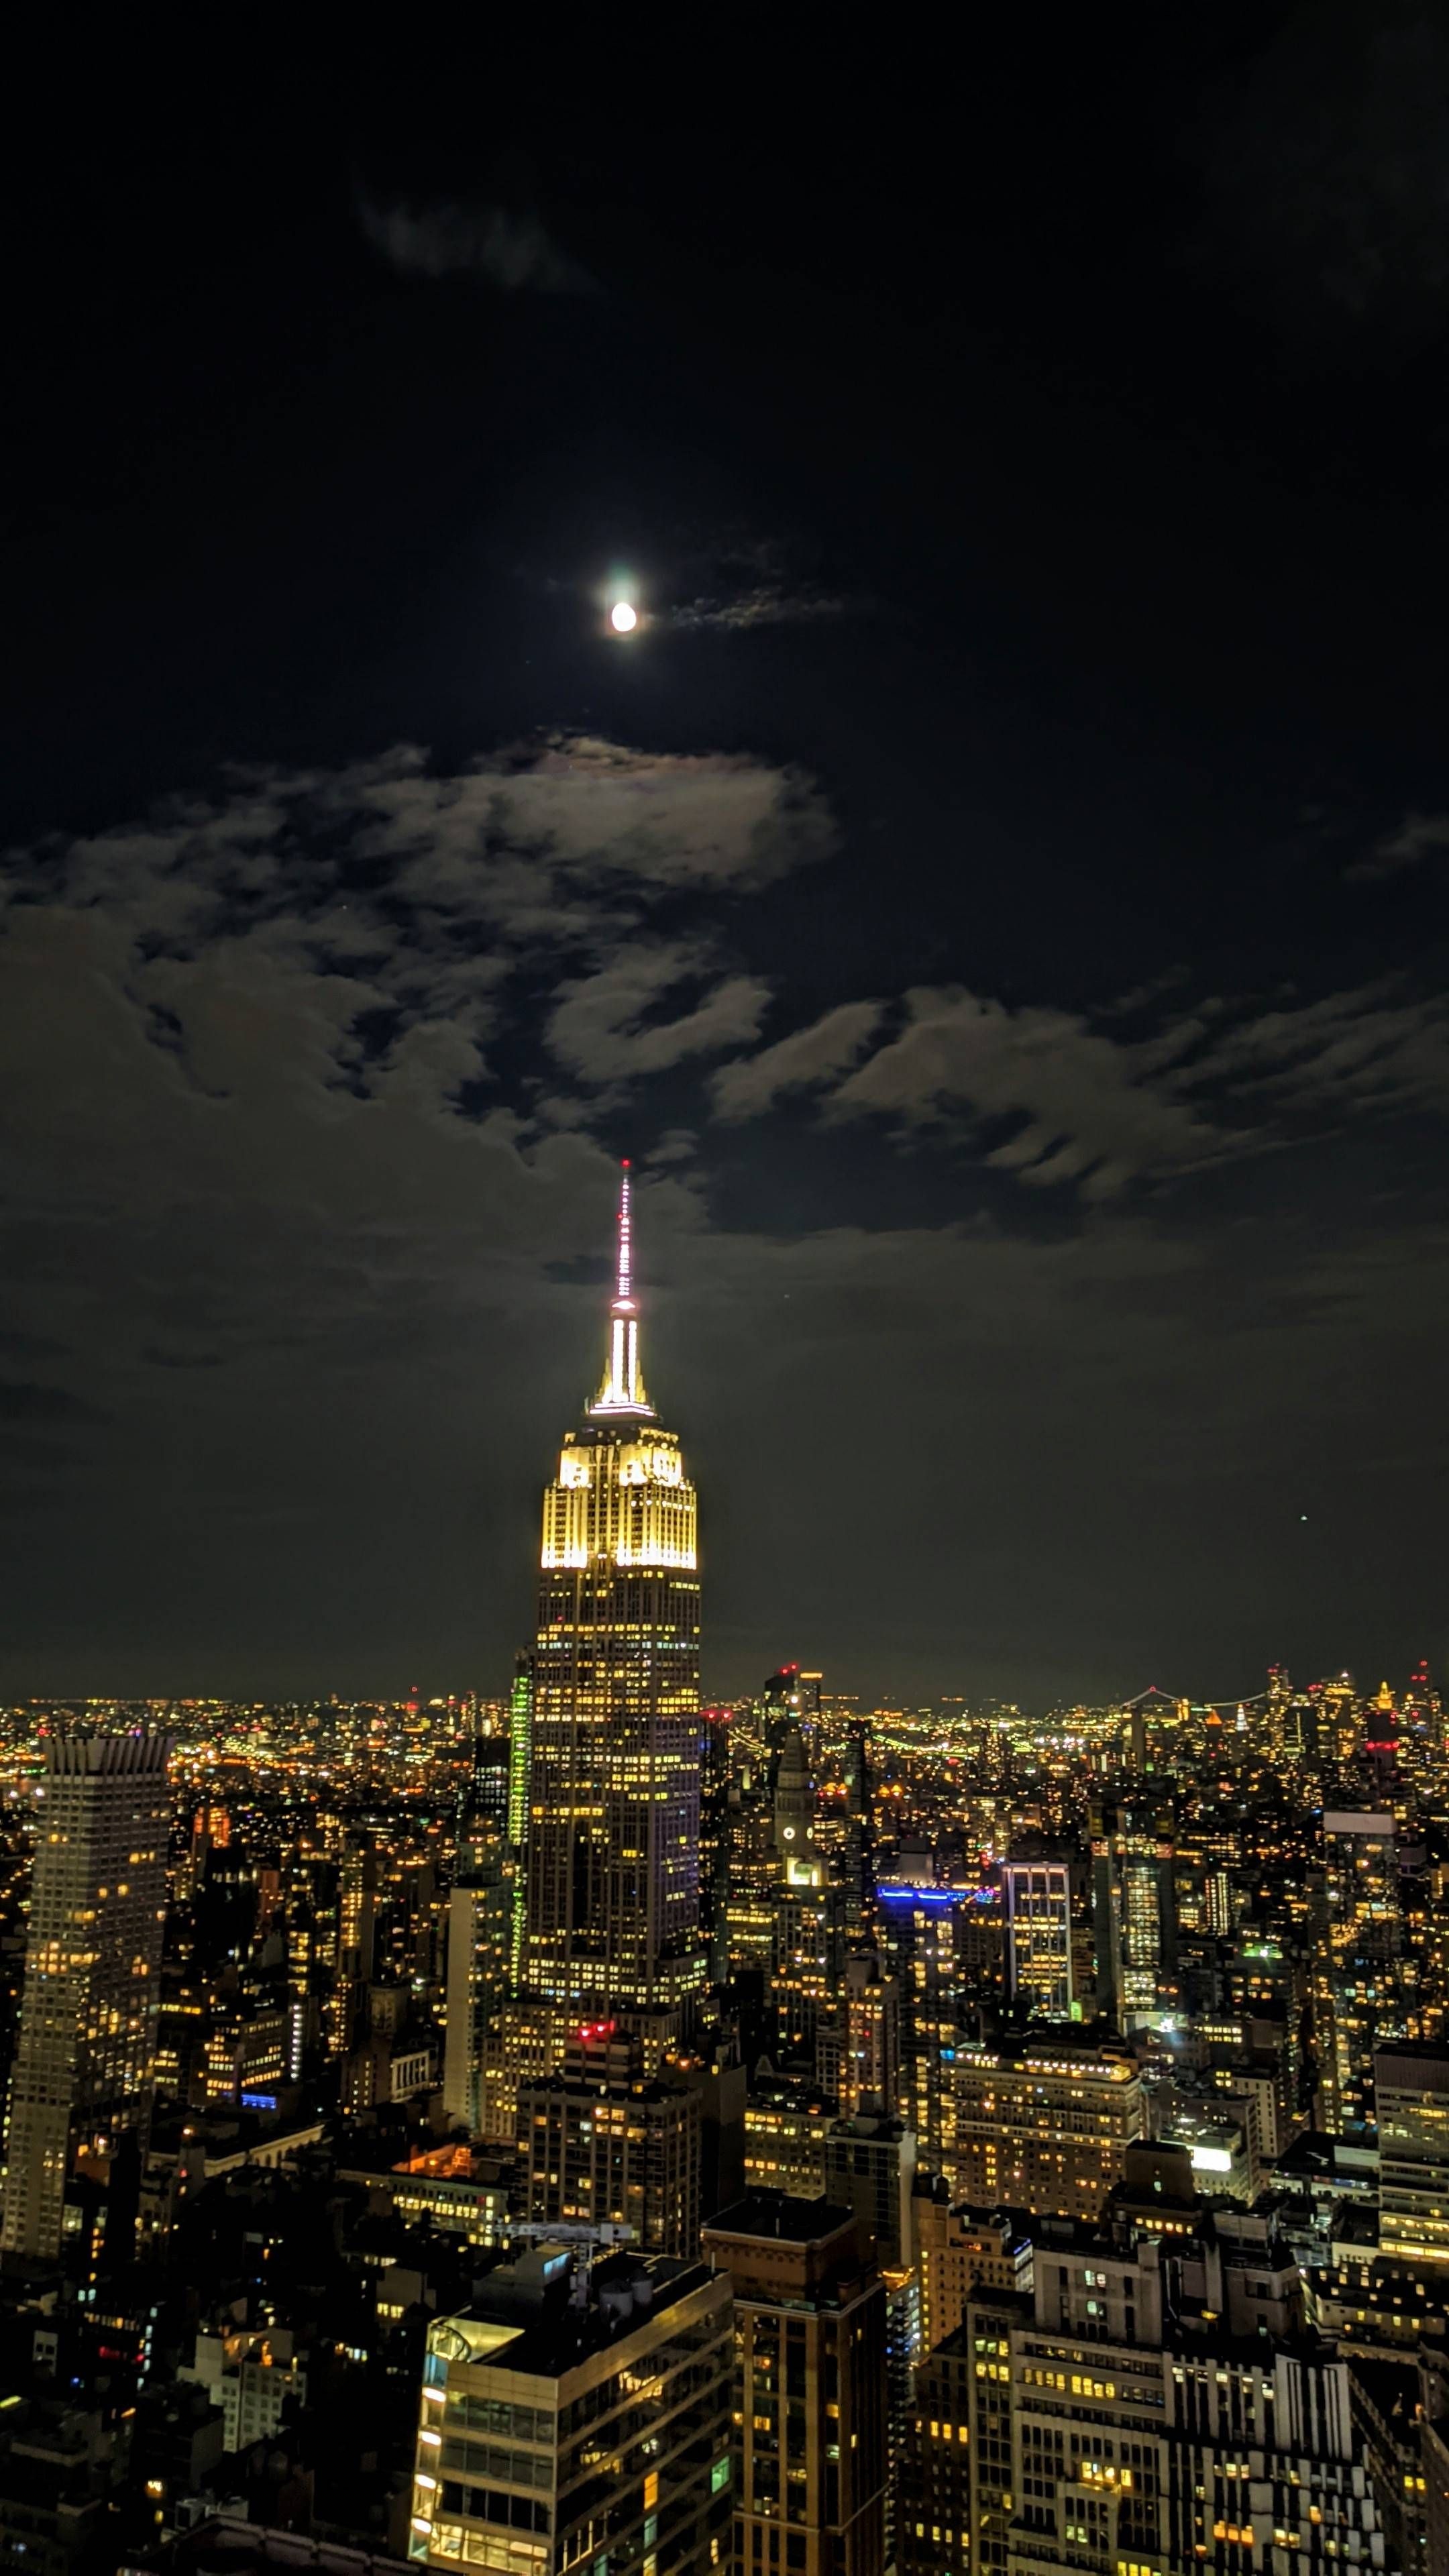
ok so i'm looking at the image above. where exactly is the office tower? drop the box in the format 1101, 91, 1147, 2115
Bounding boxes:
761, 1666, 819, 1763
1002, 1858, 1073, 2020
1, 1729, 170, 2263
506, 1653, 533, 1984
339, 1834, 378, 1984
1364, 1678, 1400, 1788
698, 1707, 733, 1988
911, 2182, 1031, 2357
744, 2072, 834, 2198
840, 1951, 900, 2118
411, 2244, 733, 2576
951, 2039, 1144, 2218
962, 2206, 1382, 2576
444, 1831, 515, 2139
769, 1731, 841, 2061
517, 2021, 700, 2255
518, 1165, 703, 2069
284, 1891, 318, 2082
898, 2334, 974, 2576
466, 1729, 512, 1838
772, 1725, 815, 1864
1315, 1808, 1403, 2131
1089, 1795, 1177, 2029
823, 2112, 914, 2265
700, 2194, 888, 2576
1375, 2041, 1449, 2269
722, 1774, 777, 1982
669, 2028, 746, 2225
877, 1888, 985, 2172
841, 1724, 875, 1951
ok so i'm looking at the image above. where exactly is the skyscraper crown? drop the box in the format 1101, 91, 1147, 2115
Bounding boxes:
588, 1161, 655, 1419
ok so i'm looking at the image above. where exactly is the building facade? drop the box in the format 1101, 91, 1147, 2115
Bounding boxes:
1002, 1860, 1073, 2021
514, 1165, 704, 2078
951, 2043, 1144, 2220
517, 2022, 700, 2255
701, 2195, 888, 2576
1, 1729, 170, 2263
412, 2245, 733, 2576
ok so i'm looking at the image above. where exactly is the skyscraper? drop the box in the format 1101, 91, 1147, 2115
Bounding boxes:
444, 1835, 514, 2139
2, 1729, 170, 2263
517, 2020, 702, 2254
1314, 1807, 1403, 2131
411, 2245, 733, 2576
701, 2194, 888, 2576
517, 1165, 704, 2073
1002, 1858, 1073, 2021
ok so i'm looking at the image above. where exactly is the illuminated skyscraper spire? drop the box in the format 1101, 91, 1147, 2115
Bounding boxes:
590, 1159, 653, 1417
516, 1163, 702, 2068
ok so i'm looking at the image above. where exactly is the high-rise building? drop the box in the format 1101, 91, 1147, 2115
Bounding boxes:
411, 2245, 733, 2576
1002, 1858, 1073, 2021
1089, 1795, 1177, 2030
840, 1951, 901, 2118
506, 1654, 534, 1985
769, 1729, 842, 2061
698, 1707, 733, 1988
444, 1831, 515, 2140
1375, 2041, 1449, 2270
840, 1723, 875, 1952
910, 2181, 1032, 2357
466, 1730, 512, 1837
744, 2073, 834, 2199
959, 2206, 1383, 2576
877, 1888, 987, 2171
950, 2041, 1144, 2218
700, 2194, 888, 2576
1315, 1808, 1403, 2131
514, 1165, 703, 2076
517, 2021, 700, 2255
823, 2112, 915, 2267
898, 2330, 975, 2576
1, 1729, 170, 2263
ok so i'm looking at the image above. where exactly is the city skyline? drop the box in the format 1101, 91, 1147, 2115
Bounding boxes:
7, 33, 1449, 1705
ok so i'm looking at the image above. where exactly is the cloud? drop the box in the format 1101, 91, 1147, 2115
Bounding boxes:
1345, 810, 1449, 882
0, 1379, 102, 1423
830, 989, 1214, 1195
822, 973, 1449, 1197
547, 949, 771, 1086
712, 1000, 883, 1121
356, 195, 593, 294
671, 584, 852, 633
1169, 979, 1449, 1124
2, 737, 833, 1135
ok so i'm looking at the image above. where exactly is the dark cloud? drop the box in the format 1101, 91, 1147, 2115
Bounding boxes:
816, 978, 1449, 1199
712, 1001, 883, 1122
670, 585, 853, 634
356, 193, 594, 293
0, 1379, 103, 1423
1345, 810, 1449, 882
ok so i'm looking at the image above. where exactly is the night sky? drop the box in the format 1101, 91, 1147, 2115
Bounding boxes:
5, 20, 1449, 1705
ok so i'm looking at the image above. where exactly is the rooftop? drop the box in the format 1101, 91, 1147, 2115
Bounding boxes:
703, 2194, 855, 2246
428, 2249, 714, 2384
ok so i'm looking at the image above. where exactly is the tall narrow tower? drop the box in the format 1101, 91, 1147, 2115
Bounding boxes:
2, 1729, 170, 2263
520, 1164, 703, 2065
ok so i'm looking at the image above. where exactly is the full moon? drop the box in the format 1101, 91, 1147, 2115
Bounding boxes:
609, 600, 638, 633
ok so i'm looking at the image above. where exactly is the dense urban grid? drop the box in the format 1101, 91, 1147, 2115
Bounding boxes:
3, 1177, 1446, 2576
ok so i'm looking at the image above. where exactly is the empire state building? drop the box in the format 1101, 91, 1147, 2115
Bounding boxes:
518, 1163, 704, 2065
